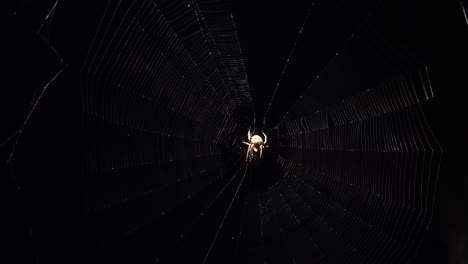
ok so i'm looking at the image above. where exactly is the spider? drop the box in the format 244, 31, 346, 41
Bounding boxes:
242, 129, 267, 162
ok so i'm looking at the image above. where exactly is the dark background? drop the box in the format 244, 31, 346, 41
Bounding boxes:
2, 0, 467, 263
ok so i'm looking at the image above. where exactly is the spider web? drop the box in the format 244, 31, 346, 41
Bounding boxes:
80, 0, 442, 263
3, 0, 445, 263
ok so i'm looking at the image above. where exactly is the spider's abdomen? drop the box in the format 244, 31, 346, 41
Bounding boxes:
251, 135, 263, 144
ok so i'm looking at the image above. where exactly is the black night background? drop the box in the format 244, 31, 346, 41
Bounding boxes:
2, 0, 467, 263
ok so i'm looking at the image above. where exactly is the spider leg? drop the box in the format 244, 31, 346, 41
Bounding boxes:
242, 141, 250, 145
259, 145, 263, 159
245, 144, 250, 162
248, 128, 251, 141
247, 144, 255, 162
262, 132, 267, 144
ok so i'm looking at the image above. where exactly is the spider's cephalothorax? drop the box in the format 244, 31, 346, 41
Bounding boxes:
242, 129, 267, 162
